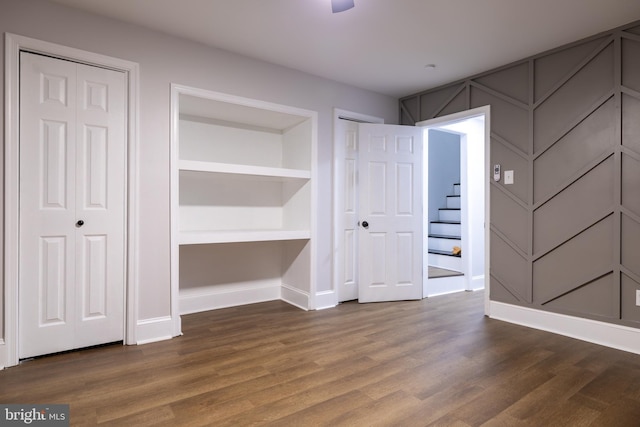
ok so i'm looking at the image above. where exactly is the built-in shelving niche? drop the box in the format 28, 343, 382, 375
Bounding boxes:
170, 85, 317, 320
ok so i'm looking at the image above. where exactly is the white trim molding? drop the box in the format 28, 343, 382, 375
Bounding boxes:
0, 339, 6, 370
416, 106, 490, 307
281, 285, 310, 311
416, 105, 492, 315
490, 301, 640, 355
136, 317, 176, 345
3, 33, 142, 367
314, 290, 338, 310
468, 275, 485, 291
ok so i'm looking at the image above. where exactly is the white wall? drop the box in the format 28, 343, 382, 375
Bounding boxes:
427, 129, 460, 231
441, 117, 486, 287
0, 0, 399, 335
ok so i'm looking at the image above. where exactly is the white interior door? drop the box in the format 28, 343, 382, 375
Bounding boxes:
19, 52, 126, 359
358, 124, 423, 303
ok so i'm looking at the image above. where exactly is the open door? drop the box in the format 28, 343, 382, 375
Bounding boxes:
358, 124, 423, 303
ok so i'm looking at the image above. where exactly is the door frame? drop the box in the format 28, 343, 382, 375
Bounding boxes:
332, 108, 384, 305
416, 106, 491, 315
3, 33, 140, 368
419, 113, 484, 295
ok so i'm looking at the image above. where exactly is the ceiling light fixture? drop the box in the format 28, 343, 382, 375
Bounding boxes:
332, 0, 354, 13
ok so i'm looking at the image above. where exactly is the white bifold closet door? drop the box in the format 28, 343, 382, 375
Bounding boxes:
19, 52, 126, 359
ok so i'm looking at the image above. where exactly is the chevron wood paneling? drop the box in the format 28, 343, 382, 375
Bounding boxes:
437, 88, 468, 118
533, 98, 615, 203
622, 38, 640, 92
623, 274, 640, 323
533, 157, 614, 255
475, 62, 529, 104
622, 94, 640, 155
419, 83, 465, 119
400, 20, 640, 328
533, 42, 614, 154
532, 215, 614, 305
621, 214, 640, 278
622, 153, 640, 216
490, 231, 529, 303
545, 273, 616, 319
490, 137, 529, 203
470, 87, 529, 153
534, 36, 611, 102
491, 186, 528, 253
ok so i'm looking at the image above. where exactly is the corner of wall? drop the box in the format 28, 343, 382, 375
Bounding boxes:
135, 317, 176, 345
314, 290, 338, 310
281, 285, 310, 311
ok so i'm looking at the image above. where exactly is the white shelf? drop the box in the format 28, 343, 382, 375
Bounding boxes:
179, 229, 311, 245
178, 160, 310, 180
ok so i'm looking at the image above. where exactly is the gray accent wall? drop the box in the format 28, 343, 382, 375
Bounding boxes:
401, 21, 640, 328
428, 130, 461, 232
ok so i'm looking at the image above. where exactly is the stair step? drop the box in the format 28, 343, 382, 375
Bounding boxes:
446, 195, 461, 209
429, 234, 461, 239
429, 252, 463, 270
428, 236, 461, 251
438, 208, 461, 222
428, 249, 462, 257
430, 221, 461, 236
453, 183, 461, 196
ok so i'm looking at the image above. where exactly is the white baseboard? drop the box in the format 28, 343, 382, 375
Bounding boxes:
468, 274, 485, 291
0, 323, 175, 366
490, 301, 640, 355
427, 275, 465, 297
0, 339, 6, 370
179, 284, 281, 315
281, 284, 310, 311
314, 290, 338, 310
136, 316, 175, 345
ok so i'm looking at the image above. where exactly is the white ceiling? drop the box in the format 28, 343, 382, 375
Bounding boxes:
47, 0, 640, 98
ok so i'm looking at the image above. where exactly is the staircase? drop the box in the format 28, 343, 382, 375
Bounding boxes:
428, 183, 462, 272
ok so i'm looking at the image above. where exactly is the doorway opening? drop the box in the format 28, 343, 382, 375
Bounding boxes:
418, 108, 489, 303
425, 129, 462, 279
332, 106, 490, 312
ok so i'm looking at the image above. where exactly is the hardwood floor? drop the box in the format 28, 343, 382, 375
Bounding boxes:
2, 291, 640, 426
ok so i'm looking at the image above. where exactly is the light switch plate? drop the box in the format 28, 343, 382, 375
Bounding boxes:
504, 170, 514, 185
636, 290, 640, 306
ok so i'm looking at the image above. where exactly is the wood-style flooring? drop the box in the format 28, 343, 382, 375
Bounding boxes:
2, 291, 640, 426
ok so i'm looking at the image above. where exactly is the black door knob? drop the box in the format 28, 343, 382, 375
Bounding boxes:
361, 221, 369, 229
76, 220, 85, 227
